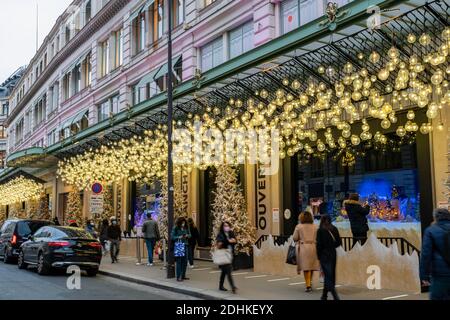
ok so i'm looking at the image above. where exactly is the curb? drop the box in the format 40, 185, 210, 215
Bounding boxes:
99, 270, 227, 300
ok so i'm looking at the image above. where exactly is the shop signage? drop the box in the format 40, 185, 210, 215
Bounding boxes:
181, 170, 189, 214
256, 165, 269, 232
90, 194, 103, 215
272, 208, 280, 223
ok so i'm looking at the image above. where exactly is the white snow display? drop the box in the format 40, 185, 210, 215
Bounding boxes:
253, 233, 420, 293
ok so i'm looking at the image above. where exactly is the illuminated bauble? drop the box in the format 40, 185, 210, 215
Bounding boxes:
276, 89, 285, 98
381, 119, 391, 129
325, 66, 336, 78
411, 122, 419, 132
317, 141, 326, 152
426, 108, 438, 119
385, 84, 393, 93
431, 73, 444, 85
369, 51, 380, 63
419, 33, 431, 46
389, 113, 397, 124
317, 66, 325, 74
352, 91, 362, 101
442, 28, 450, 40
350, 135, 360, 146
407, 33, 416, 43
373, 96, 384, 108
299, 95, 309, 106
292, 80, 301, 90
406, 110, 415, 120
344, 62, 353, 74
420, 123, 431, 134
378, 68, 390, 81
388, 46, 399, 59
260, 89, 269, 99
282, 78, 290, 86
342, 129, 351, 138
382, 103, 393, 114
357, 52, 364, 60
396, 126, 406, 137
418, 97, 429, 108
309, 131, 318, 141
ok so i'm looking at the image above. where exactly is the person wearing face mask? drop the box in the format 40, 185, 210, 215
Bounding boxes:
107, 218, 122, 263
171, 217, 191, 281
216, 221, 238, 293
85, 219, 98, 238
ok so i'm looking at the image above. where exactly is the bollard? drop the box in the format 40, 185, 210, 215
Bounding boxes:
161, 239, 167, 270
136, 237, 142, 265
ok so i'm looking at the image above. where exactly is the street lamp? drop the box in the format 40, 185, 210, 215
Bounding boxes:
166, 0, 176, 279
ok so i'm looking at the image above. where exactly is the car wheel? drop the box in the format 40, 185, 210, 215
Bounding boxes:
17, 251, 28, 270
3, 248, 13, 264
37, 253, 50, 275
86, 268, 99, 277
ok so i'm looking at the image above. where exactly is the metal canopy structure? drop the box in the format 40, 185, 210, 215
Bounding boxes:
13, 0, 448, 162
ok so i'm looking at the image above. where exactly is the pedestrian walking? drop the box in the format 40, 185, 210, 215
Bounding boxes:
420, 208, 450, 300
187, 217, 199, 268
99, 219, 109, 255
171, 217, 191, 281
316, 214, 342, 300
142, 212, 160, 266
107, 218, 122, 263
344, 193, 370, 246
85, 219, 97, 238
216, 221, 238, 293
293, 211, 320, 292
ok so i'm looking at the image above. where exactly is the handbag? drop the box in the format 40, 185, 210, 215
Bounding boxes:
286, 242, 297, 265
212, 248, 232, 265
174, 240, 186, 257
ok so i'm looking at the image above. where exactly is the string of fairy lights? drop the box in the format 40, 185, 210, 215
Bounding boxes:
55, 27, 450, 190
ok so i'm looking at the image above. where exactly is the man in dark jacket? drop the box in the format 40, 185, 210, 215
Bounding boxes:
344, 193, 370, 246
420, 208, 450, 300
141, 213, 160, 266
107, 218, 122, 263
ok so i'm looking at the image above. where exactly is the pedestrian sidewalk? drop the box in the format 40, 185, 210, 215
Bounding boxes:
99, 255, 427, 300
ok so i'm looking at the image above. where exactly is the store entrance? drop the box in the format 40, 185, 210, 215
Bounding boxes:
199, 167, 217, 247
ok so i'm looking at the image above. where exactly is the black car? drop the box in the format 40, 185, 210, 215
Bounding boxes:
18, 226, 102, 276
0, 219, 54, 263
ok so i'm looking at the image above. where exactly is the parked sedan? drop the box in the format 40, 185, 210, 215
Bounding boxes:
18, 226, 102, 276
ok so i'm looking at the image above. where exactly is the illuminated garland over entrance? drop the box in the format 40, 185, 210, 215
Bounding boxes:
0, 176, 43, 206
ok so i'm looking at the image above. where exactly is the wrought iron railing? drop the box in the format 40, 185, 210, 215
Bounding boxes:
255, 234, 420, 257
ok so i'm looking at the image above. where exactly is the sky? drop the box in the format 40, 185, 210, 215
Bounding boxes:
0, 0, 73, 82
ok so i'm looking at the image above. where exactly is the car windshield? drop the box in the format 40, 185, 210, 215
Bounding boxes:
52, 227, 94, 240
17, 221, 52, 237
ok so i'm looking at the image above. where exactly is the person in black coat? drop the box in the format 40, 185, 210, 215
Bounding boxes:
316, 214, 342, 300
216, 221, 237, 293
420, 208, 450, 300
187, 218, 199, 268
344, 193, 370, 246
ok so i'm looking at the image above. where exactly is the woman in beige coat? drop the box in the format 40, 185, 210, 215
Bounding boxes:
293, 211, 320, 292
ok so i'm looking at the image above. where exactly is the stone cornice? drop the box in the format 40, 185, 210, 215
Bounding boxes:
6, 0, 130, 127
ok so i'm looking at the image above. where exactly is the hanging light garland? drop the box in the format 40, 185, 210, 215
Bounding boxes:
0, 176, 43, 206
57, 27, 450, 185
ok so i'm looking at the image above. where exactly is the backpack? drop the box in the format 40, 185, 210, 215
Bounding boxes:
433, 225, 450, 267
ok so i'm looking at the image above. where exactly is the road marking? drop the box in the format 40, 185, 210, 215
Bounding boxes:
267, 278, 291, 282
245, 275, 268, 279
209, 270, 221, 274
233, 272, 249, 276
382, 294, 409, 300
192, 268, 212, 271
316, 287, 323, 290
288, 282, 306, 286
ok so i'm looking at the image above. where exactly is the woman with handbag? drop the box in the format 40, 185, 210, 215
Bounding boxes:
316, 214, 342, 300
216, 221, 237, 293
293, 211, 320, 292
171, 217, 191, 282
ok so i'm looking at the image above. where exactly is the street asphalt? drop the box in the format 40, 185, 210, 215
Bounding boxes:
0, 262, 200, 300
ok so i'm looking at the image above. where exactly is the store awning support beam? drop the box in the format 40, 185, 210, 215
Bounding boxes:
292, 57, 333, 88
424, 3, 449, 26
263, 72, 300, 98
236, 80, 270, 105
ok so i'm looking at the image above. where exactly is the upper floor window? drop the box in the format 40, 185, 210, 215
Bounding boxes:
100, 39, 110, 76
65, 25, 71, 44
0, 126, 5, 139
72, 64, 81, 95
205, 0, 216, 6
112, 29, 123, 70
174, 0, 185, 26
281, 0, 326, 34
15, 118, 24, 143
98, 95, 119, 122
47, 129, 57, 146
229, 21, 254, 59
1, 103, 8, 116
155, 0, 164, 40
83, 53, 92, 86
132, 10, 146, 55
0, 151, 5, 169
85, 0, 92, 22
201, 37, 223, 71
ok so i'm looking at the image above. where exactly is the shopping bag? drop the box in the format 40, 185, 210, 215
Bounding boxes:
212, 249, 232, 265
174, 240, 186, 257
286, 242, 297, 265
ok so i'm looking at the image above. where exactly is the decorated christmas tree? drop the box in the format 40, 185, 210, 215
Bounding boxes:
66, 188, 83, 226
38, 191, 51, 220
0, 206, 6, 226
26, 199, 39, 219
211, 165, 255, 255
